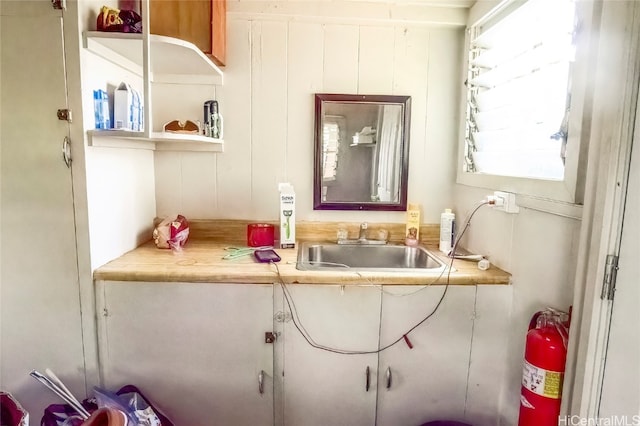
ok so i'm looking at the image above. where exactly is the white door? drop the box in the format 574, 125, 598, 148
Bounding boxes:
598, 111, 640, 418
280, 285, 381, 426
97, 282, 275, 426
0, 0, 86, 417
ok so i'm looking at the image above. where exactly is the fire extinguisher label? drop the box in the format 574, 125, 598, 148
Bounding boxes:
522, 360, 563, 399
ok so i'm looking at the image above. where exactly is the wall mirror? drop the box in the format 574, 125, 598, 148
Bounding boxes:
314, 94, 411, 211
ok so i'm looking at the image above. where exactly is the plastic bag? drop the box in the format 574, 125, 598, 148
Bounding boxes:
93, 386, 162, 426
153, 215, 189, 252
96, 6, 142, 33
41, 385, 173, 426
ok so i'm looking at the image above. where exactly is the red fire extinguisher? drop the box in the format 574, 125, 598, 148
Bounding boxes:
518, 308, 570, 426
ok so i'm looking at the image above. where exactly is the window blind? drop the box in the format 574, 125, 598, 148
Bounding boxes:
322, 117, 342, 181
465, 0, 576, 180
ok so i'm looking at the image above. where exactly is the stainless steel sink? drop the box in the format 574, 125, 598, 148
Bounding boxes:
296, 242, 448, 272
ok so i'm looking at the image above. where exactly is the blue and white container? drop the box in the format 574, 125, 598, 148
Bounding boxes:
93, 89, 110, 129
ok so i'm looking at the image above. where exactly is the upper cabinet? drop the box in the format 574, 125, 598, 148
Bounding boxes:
149, 0, 226, 67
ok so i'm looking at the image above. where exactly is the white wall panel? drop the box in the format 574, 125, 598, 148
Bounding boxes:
250, 21, 289, 220
85, 146, 156, 270
423, 29, 464, 220
394, 26, 430, 216
287, 22, 324, 220
358, 26, 395, 94
154, 150, 219, 220
181, 152, 218, 218
215, 19, 253, 218
154, 152, 182, 218
322, 24, 360, 93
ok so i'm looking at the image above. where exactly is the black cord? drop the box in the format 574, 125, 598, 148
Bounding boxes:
272, 200, 490, 355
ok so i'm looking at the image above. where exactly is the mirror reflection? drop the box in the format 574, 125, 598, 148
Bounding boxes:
314, 94, 411, 211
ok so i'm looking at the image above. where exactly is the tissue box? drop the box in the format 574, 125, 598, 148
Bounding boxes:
114, 82, 143, 131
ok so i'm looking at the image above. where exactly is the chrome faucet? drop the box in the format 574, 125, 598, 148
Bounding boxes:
337, 222, 387, 245
359, 222, 368, 240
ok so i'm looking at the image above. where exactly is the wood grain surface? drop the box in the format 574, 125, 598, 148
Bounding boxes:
95, 221, 511, 285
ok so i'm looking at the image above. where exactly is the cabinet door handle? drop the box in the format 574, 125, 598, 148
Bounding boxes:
365, 366, 370, 392
62, 136, 72, 168
258, 370, 265, 394
386, 367, 392, 389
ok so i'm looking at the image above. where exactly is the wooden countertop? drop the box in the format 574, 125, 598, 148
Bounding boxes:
93, 239, 511, 286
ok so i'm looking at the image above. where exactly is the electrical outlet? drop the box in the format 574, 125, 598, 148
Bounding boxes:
493, 191, 520, 213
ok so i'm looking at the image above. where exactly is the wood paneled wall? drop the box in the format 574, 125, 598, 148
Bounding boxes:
154, 13, 464, 224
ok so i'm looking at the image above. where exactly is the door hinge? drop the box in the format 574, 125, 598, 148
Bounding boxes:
51, 0, 65, 10
57, 109, 72, 122
600, 254, 619, 300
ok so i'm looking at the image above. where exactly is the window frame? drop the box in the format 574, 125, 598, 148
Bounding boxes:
456, 0, 598, 205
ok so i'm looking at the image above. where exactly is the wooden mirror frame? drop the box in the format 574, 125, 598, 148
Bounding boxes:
313, 93, 411, 211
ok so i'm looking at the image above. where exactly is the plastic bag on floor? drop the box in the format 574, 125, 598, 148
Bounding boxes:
41, 385, 173, 426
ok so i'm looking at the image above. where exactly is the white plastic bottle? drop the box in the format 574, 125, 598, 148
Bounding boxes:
439, 208, 456, 255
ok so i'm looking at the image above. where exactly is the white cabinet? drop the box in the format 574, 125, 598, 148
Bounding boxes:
276, 284, 474, 426
376, 286, 476, 426
96, 281, 273, 425
277, 285, 382, 426
94, 282, 510, 426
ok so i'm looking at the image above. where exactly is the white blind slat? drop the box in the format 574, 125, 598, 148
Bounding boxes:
465, 0, 575, 177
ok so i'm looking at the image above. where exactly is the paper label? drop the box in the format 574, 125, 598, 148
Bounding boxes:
522, 360, 563, 399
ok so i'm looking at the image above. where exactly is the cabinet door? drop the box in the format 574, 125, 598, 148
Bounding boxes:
149, 0, 226, 66
376, 286, 476, 426
0, 2, 86, 417
97, 282, 273, 425
280, 285, 381, 426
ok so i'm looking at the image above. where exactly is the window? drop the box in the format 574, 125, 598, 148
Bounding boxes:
459, 0, 589, 203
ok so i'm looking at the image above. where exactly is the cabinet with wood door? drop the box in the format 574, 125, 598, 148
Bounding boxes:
150, 0, 226, 66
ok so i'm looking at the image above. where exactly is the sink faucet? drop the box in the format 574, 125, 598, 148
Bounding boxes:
337, 222, 387, 245
359, 222, 369, 240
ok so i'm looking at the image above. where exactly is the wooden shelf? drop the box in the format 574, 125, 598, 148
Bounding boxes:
88, 130, 224, 152
83, 31, 223, 85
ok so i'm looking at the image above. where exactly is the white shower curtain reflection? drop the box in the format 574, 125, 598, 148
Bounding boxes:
376, 105, 402, 202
